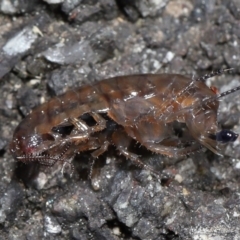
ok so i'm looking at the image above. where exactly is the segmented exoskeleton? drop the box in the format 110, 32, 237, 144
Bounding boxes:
10, 70, 240, 176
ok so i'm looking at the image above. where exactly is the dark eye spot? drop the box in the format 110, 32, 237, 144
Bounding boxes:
215, 130, 239, 143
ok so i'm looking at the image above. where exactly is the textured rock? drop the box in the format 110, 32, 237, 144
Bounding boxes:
1, 0, 240, 239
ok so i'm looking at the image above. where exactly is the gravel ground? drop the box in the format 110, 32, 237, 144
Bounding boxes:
1, 0, 240, 239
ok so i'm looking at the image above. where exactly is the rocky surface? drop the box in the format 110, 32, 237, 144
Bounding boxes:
1, 0, 240, 239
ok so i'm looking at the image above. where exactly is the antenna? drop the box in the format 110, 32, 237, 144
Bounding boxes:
202, 83, 240, 106
196, 68, 234, 82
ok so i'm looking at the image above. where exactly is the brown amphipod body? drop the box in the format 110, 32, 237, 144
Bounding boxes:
9, 70, 240, 174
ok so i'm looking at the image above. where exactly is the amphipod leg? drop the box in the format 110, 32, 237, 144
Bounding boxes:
56, 137, 104, 178
140, 140, 202, 158
90, 133, 111, 190
32, 133, 100, 173
68, 113, 109, 180
111, 129, 161, 177
69, 112, 106, 134
22, 141, 75, 175
21, 111, 108, 176
124, 121, 203, 158
52, 137, 103, 176
57, 112, 106, 147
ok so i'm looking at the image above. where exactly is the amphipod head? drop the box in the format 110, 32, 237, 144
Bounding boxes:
9, 119, 55, 164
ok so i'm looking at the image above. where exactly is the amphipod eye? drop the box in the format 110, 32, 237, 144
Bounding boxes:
216, 130, 239, 143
